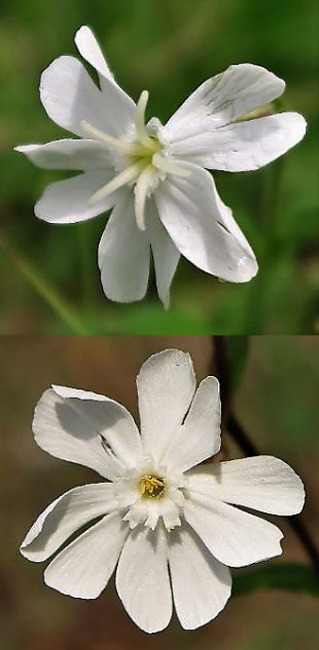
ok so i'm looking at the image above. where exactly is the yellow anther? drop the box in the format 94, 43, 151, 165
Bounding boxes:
140, 475, 165, 498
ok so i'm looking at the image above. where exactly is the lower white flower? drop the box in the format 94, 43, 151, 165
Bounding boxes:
15, 26, 307, 307
20, 349, 305, 633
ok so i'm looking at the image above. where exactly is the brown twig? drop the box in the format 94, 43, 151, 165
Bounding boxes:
211, 336, 319, 577
211, 335, 231, 423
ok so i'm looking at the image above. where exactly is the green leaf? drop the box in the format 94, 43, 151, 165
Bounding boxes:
233, 563, 319, 597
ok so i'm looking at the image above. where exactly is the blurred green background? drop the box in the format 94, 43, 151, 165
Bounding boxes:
0, 0, 318, 334
1, 335, 318, 649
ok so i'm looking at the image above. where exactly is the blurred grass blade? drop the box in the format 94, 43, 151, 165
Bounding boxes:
233, 563, 319, 597
0, 233, 89, 335
77, 221, 98, 311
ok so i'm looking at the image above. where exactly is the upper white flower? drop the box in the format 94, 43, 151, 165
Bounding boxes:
16, 26, 306, 307
20, 349, 305, 633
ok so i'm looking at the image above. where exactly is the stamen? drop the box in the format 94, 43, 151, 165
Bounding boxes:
235, 105, 273, 123
89, 161, 146, 204
152, 153, 190, 177
135, 91, 154, 148
140, 475, 165, 498
134, 165, 155, 230
81, 120, 141, 155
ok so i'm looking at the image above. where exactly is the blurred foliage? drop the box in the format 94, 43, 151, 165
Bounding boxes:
233, 563, 319, 597
235, 336, 319, 457
0, 0, 318, 334
225, 335, 250, 393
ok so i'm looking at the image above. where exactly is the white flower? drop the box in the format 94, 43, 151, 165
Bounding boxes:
21, 349, 305, 633
15, 27, 306, 307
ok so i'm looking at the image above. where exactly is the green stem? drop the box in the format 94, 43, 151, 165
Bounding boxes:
261, 156, 285, 246
246, 156, 285, 333
0, 233, 89, 335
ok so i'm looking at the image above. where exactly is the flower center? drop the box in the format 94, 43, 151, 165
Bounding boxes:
139, 474, 165, 499
81, 90, 189, 230
115, 463, 185, 531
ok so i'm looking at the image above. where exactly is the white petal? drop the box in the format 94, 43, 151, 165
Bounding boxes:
20, 483, 116, 562
40, 55, 134, 139
184, 497, 283, 567
33, 385, 142, 480
44, 512, 128, 599
147, 200, 180, 309
15, 139, 113, 171
186, 455, 305, 515
98, 190, 150, 302
40, 55, 110, 137
53, 384, 142, 467
34, 171, 117, 223
74, 25, 136, 115
163, 377, 221, 473
170, 112, 307, 171
74, 26, 115, 83
137, 349, 196, 463
168, 525, 232, 629
154, 163, 258, 283
116, 525, 172, 633
165, 64, 285, 142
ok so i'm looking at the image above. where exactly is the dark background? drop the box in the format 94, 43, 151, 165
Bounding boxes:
1, 335, 318, 649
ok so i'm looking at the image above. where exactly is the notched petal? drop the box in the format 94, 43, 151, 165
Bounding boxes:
20, 483, 115, 563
